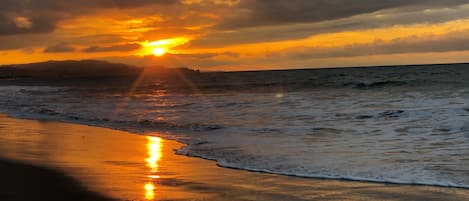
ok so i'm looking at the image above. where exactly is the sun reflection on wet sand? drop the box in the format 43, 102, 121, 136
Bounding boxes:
145, 182, 156, 200
145, 136, 163, 200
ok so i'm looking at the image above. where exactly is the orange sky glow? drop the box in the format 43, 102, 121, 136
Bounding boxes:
2, 1, 469, 71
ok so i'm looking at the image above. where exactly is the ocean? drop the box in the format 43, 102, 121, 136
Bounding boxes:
1, 63, 469, 188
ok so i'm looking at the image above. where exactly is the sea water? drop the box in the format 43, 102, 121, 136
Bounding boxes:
1, 64, 469, 187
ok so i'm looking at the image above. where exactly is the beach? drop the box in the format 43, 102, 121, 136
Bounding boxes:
0, 114, 468, 201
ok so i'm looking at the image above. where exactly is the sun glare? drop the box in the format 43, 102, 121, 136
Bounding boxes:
152, 48, 166, 57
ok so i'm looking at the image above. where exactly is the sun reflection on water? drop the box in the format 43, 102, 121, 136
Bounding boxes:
145, 136, 162, 200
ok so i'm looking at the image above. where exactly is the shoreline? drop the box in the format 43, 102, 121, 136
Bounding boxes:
7, 113, 469, 190
1, 115, 469, 200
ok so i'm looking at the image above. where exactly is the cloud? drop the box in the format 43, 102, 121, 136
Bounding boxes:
74, 34, 127, 45
172, 51, 240, 59
14, 17, 32, 29
0, 33, 132, 51
83, 43, 142, 52
0, 0, 179, 12
43, 43, 75, 53
0, 15, 56, 36
0, 0, 180, 36
277, 29, 469, 59
189, 4, 469, 48
216, 0, 469, 30
108, 0, 177, 8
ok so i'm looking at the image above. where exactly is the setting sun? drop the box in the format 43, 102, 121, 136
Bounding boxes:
152, 48, 166, 57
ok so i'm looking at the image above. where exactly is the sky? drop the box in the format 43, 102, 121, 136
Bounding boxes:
2, 0, 469, 71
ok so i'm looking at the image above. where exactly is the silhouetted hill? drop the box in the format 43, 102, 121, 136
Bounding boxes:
0, 60, 139, 79
0, 60, 200, 79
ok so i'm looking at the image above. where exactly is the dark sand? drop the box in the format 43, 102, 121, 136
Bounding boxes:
0, 159, 113, 201
0, 115, 468, 201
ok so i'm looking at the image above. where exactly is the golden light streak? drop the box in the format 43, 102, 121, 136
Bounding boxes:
144, 136, 162, 200
139, 37, 191, 56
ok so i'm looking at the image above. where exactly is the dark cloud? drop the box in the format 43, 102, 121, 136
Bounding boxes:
110, 0, 176, 8
0, 34, 58, 51
217, 0, 469, 29
83, 43, 142, 52
280, 30, 469, 59
170, 52, 239, 59
0, 33, 130, 51
43, 43, 75, 53
190, 4, 469, 48
0, 0, 179, 12
0, 15, 55, 36
0, 0, 179, 36
74, 34, 127, 45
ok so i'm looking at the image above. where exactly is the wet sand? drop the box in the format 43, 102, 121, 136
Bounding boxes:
0, 115, 468, 201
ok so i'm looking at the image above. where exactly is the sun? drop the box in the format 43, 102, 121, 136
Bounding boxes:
152, 48, 166, 57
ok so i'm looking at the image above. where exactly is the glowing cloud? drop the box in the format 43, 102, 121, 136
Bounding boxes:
14, 17, 32, 29
139, 37, 190, 56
